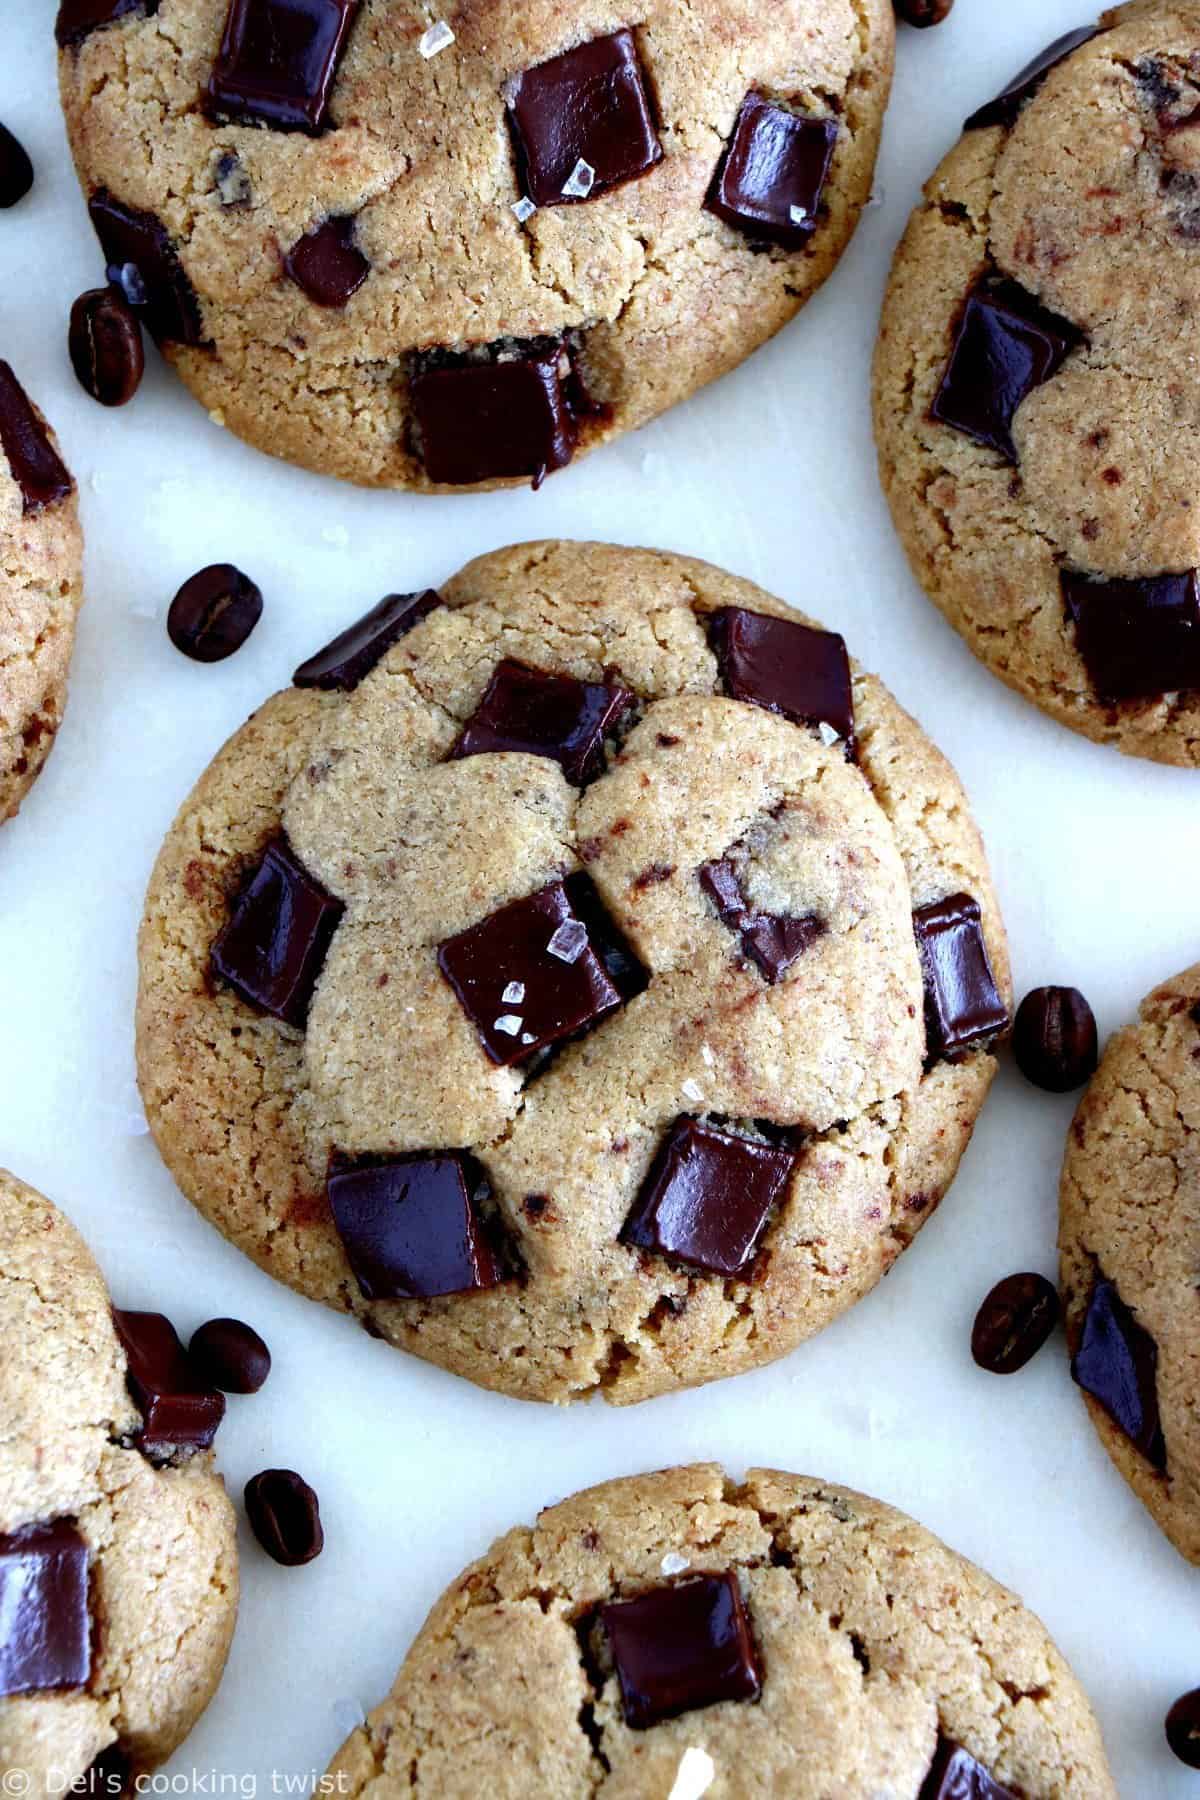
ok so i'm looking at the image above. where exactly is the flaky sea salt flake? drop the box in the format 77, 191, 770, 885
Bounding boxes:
511, 196, 537, 223
700, 1043, 715, 1067
681, 1078, 704, 1104
502, 981, 526, 1005
547, 919, 588, 963
789, 203, 809, 225
817, 720, 841, 747
562, 158, 596, 200
668, 1748, 716, 1800
660, 1551, 690, 1575
418, 20, 455, 58
493, 1013, 523, 1036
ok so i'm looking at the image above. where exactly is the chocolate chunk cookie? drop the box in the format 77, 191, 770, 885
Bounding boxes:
0, 363, 83, 822
0, 1170, 237, 1786
57, 0, 892, 492
325, 1463, 1114, 1797
874, 1, 1200, 766
1060, 962, 1200, 1562
136, 542, 1010, 1404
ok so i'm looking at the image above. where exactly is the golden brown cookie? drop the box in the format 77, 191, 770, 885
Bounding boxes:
136, 541, 1010, 1406
57, 0, 892, 492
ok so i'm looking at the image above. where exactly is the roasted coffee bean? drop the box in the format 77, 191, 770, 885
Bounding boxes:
244, 1469, 323, 1566
68, 287, 144, 407
0, 124, 34, 208
167, 564, 262, 662
189, 1318, 271, 1394
971, 1273, 1059, 1374
1166, 1689, 1200, 1768
1013, 986, 1098, 1092
894, 0, 954, 25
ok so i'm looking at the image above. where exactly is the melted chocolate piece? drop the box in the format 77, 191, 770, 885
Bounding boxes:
112, 1311, 226, 1456
913, 894, 1007, 1061
56, 0, 155, 49
87, 191, 205, 346
965, 27, 1100, 131
621, 1116, 796, 1275
1071, 1278, 1166, 1468
327, 1152, 504, 1299
931, 281, 1081, 461
210, 839, 344, 1027
507, 29, 662, 208
707, 94, 837, 246
294, 589, 440, 689
244, 1469, 324, 1565
0, 363, 73, 513
1061, 568, 1200, 704
709, 607, 855, 752
919, 1739, 1017, 1800
438, 881, 625, 1066
206, 0, 361, 133
0, 1521, 91, 1696
284, 215, 369, 307
600, 1572, 762, 1729
699, 856, 824, 984
411, 344, 581, 486
451, 659, 633, 785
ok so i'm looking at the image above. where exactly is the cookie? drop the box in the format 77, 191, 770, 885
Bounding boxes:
874, 2, 1200, 767
325, 1462, 1114, 1797
136, 541, 1010, 1405
0, 362, 83, 822
1060, 963, 1200, 1564
57, 0, 892, 492
0, 1170, 238, 1786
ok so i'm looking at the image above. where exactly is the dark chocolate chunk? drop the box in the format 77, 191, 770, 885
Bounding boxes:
931, 281, 1081, 461
438, 880, 624, 1066
707, 94, 836, 246
965, 27, 1100, 131
55, 0, 154, 49
0, 123, 34, 209
1166, 1689, 1200, 1769
0, 1521, 91, 1696
709, 607, 855, 752
112, 1310, 226, 1456
210, 839, 343, 1027
971, 1273, 1059, 1374
562, 871, 650, 1002
206, 0, 360, 134
167, 563, 263, 662
0, 363, 73, 513
1012, 985, 1097, 1092
327, 1152, 504, 1299
411, 344, 580, 487
621, 1116, 796, 1275
451, 659, 633, 785
69, 287, 145, 407
293, 589, 440, 689
919, 1738, 1017, 1800
600, 1572, 762, 1730
699, 857, 824, 984
895, 0, 954, 26
73, 1746, 133, 1797
284, 214, 369, 307
87, 191, 205, 346
507, 29, 662, 208
912, 893, 1008, 1060
189, 1318, 271, 1393
1071, 1277, 1166, 1469
1061, 568, 1200, 704
244, 1469, 323, 1566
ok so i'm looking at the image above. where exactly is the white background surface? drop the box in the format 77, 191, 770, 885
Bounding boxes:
3, 4, 1199, 1794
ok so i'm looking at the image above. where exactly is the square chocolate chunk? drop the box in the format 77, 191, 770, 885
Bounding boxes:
931, 281, 1081, 461
207, 0, 360, 133
451, 660, 633, 785
0, 1521, 91, 1696
707, 94, 837, 247
912, 893, 1007, 1061
411, 347, 580, 487
0, 363, 73, 513
699, 857, 824, 984
112, 1311, 226, 1456
438, 880, 624, 1066
621, 1117, 796, 1275
1071, 1278, 1166, 1469
210, 839, 344, 1028
327, 1153, 503, 1299
284, 214, 369, 307
964, 27, 1100, 131
88, 191, 205, 346
293, 589, 441, 690
710, 608, 854, 752
920, 1739, 1016, 1800
600, 1571, 762, 1729
1061, 568, 1200, 704
507, 29, 662, 208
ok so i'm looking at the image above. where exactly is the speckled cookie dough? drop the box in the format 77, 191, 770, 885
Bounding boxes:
136, 542, 1010, 1406
325, 1462, 1115, 1798
0, 1171, 238, 1788
874, 0, 1200, 766
1060, 962, 1200, 1564
57, 0, 892, 492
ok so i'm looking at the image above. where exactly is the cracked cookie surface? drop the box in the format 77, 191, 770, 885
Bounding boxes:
874, 1, 1200, 766
324, 1462, 1114, 1797
57, 0, 891, 492
0, 1170, 237, 1788
136, 541, 1009, 1405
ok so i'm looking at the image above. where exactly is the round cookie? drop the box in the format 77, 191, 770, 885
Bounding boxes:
137, 541, 1010, 1405
0, 362, 83, 822
874, 2, 1200, 767
325, 1462, 1115, 1797
0, 1170, 238, 1786
1060, 963, 1200, 1564
57, 0, 892, 493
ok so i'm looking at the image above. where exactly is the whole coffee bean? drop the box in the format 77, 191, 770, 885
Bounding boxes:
244, 1469, 323, 1566
69, 288, 145, 408
894, 0, 954, 25
1167, 1689, 1200, 1767
0, 123, 33, 209
1013, 986, 1098, 1092
168, 564, 262, 663
189, 1317, 271, 1394
971, 1273, 1059, 1374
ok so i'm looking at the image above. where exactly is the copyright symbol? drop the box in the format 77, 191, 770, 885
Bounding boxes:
4, 1771, 30, 1795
